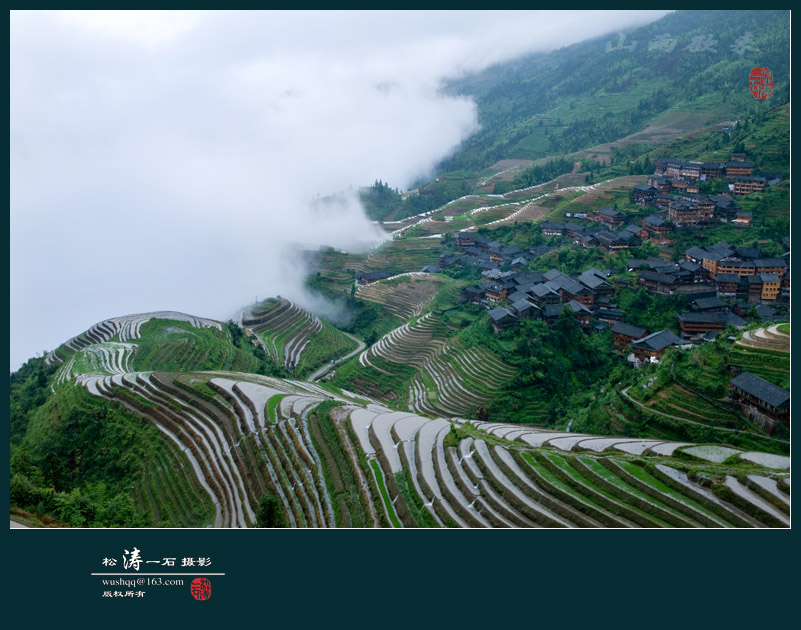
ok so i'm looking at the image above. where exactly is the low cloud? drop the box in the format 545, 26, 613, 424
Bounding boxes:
10, 10, 670, 369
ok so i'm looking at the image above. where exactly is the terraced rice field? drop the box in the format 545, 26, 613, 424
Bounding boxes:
350, 309, 517, 417
645, 385, 741, 425
418, 219, 472, 235
350, 239, 444, 274
55, 342, 138, 385
345, 412, 789, 528
67, 367, 790, 528
46, 308, 790, 529
242, 299, 355, 375
356, 273, 447, 320
45, 311, 222, 366
409, 343, 518, 417
77, 370, 371, 528
737, 325, 790, 353
729, 330, 790, 389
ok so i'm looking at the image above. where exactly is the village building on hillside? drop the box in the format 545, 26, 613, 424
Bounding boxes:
642, 213, 672, 242
725, 161, 755, 177
732, 175, 767, 195
510, 299, 539, 320
713, 273, 741, 298
593, 207, 625, 228
488, 307, 518, 333
357, 270, 393, 285
596, 308, 625, 326
611, 322, 649, 351
564, 300, 593, 328
544, 270, 595, 307
629, 330, 683, 365
668, 196, 715, 227
454, 232, 475, 249
540, 221, 565, 236
692, 296, 727, 312
677, 311, 747, 338
731, 210, 753, 226
746, 274, 781, 303
632, 184, 657, 206
528, 283, 561, 307
730, 371, 790, 433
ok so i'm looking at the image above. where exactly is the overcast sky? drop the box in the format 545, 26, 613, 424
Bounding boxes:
10, 9, 671, 370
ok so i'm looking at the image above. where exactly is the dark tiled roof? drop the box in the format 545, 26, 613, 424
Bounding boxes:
566, 300, 592, 314
530, 283, 559, 298
359, 270, 392, 282
578, 271, 612, 290
693, 297, 725, 310
631, 330, 682, 352
542, 304, 565, 318
640, 271, 677, 285
754, 258, 788, 268
488, 307, 517, 324
678, 312, 746, 326
507, 290, 530, 304
611, 322, 648, 338
735, 247, 762, 259
754, 304, 777, 321
550, 275, 592, 296
597, 309, 624, 318
731, 372, 790, 409
514, 271, 545, 286
685, 246, 708, 260
511, 299, 537, 314
707, 241, 733, 254
644, 213, 669, 226
628, 258, 665, 270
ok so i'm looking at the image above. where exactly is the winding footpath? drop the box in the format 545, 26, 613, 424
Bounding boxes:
307, 332, 366, 382
621, 386, 790, 445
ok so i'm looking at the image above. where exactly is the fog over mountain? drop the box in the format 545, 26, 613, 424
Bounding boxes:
9, 9, 670, 370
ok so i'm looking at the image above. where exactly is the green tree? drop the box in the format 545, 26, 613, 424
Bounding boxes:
257, 493, 287, 528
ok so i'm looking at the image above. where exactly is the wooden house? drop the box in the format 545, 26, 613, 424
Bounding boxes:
677, 312, 746, 338
630, 330, 683, 365
730, 371, 789, 432
611, 322, 648, 350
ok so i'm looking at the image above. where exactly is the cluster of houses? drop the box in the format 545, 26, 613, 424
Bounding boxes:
450, 256, 688, 363
436, 236, 788, 367
540, 209, 672, 251
629, 152, 781, 228
684, 241, 789, 302
441, 233, 556, 272
624, 241, 789, 306
417, 147, 788, 376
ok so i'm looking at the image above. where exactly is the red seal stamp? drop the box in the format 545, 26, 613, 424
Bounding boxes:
190, 577, 211, 601
749, 67, 773, 99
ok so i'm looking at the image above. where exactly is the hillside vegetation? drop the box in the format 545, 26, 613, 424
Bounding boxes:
441, 10, 789, 171
10, 10, 790, 528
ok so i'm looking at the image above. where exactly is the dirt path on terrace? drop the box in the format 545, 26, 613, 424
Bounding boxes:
307, 332, 366, 383
621, 387, 789, 445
